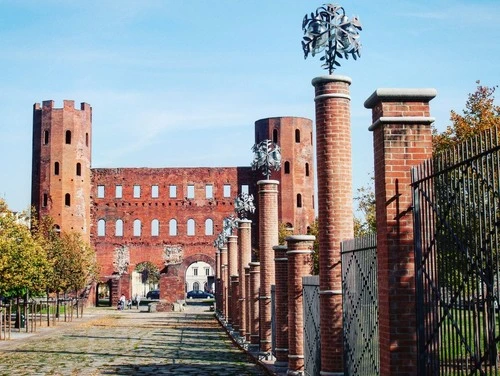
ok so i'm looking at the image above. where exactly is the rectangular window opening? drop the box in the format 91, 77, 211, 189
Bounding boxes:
169, 185, 177, 198
187, 184, 195, 199
115, 185, 122, 199
97, 185, 105, 198
152, 185, 159, 198
133, 185, 141, 198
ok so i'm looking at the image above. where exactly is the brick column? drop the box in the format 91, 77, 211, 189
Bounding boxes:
238, 219, 252, 338
227, 235, 238, 326
215, 249, 221, 313
231, 275, 240, 332
312, 75, 354, 374
365, 88, 436, 376
286, 235, 315, 376
249, 261, 261, 346
244, 266, 251, 342
220, 246, 228, 320
273, 245, 289, 367
257, 180, 279, 354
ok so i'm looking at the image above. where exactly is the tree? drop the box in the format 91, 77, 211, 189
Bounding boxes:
433, 81, 500, 153
0, 200, 50, 298
353, 176, 376, 238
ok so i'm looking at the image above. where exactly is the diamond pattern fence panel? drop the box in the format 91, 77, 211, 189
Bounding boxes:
341, 234, 379, 376
303, 275, 320, 376
271, 284, 276, 358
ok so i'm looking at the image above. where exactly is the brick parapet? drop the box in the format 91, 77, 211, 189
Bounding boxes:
238, 219, 252, 338
286, 235, 315, 375
257, 180, 279, 353
273, 245, 289, 366
249, 262, 261, 346
365, 88, 436, 376
312, 75, 354, 373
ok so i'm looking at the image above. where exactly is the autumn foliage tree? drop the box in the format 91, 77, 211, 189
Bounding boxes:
433, 81, 500, 152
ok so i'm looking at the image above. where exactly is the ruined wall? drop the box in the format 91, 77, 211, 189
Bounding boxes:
90, 167, 258, 302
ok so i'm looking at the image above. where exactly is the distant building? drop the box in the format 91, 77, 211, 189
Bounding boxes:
31, 100, 315, 306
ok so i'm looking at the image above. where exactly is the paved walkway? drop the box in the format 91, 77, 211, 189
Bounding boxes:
0, 304, 269, 375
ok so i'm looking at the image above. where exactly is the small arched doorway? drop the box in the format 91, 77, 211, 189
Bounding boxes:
96, 281, 111, 307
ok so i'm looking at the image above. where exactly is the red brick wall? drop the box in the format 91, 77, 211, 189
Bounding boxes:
312, 76, 354, 373
365, 88, 436, 376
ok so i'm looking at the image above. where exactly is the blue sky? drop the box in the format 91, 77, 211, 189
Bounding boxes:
0, 0, 499, 213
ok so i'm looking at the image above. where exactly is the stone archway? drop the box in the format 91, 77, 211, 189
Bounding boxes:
159, 253, 215, 305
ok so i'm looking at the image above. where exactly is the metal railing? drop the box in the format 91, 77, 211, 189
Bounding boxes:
341, 234, 379, 376
303, 275, 321, 376
413, 126, 500, 375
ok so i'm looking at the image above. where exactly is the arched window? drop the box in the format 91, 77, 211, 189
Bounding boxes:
205, 219, 214, 235
44, 130, 49, 145
272, 128, 279, 143
115, 219, 123, 237
85, 133, 89, 147
305, 163, 310, 177
42, 193, 48, 207
295, 129, 300, 143
65, 130, 71, 144
193, 282, 200, 291
76, 163, 81, 176
97, 219, 105, 236
297, 193, 302, 208
284, 161, 290, 174
133, 219, 141, 236
151, 219, 159, 236
54, 162, 60, 176
187, 219, 195, 236
169, 219, 177, 236
64, 193, 71, 206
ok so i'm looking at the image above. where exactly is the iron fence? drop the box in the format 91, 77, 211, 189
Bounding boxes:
303, 275, 320, 376
412, 126, 500, 375
341, 233, 379, 376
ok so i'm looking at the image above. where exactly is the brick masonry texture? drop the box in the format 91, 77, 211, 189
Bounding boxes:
273, 245, 288, 364
312, 76, 354, 373
31, 102, 315, 307
365, 89, 435, 376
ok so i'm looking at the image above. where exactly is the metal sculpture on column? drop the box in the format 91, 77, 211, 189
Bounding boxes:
251, 139, 281, 180
302, 3, 362, 74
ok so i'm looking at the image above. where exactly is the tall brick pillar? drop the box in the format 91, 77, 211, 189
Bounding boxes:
231, 275, 240, 332
273, 245, 289, 367
244, 266, 251, 342
312, 75, 354, 374
227, 235, 238, 326
215, 249, 221, 313
286, 235, 315, 376
220, 245, 228, 320
257, 180, 279, 354
365, 88, 436, 376
238, 219, 252, 338
249, 261, 261, 346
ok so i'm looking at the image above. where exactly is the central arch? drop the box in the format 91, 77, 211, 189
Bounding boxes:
160, 253, 215, 304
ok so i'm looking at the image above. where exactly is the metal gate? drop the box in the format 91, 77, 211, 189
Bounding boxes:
303, 275, 321, 376
412, 126, 500, 375
341, 234, 379, 376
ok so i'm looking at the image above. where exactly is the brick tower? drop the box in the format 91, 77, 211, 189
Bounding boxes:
31, 100, 92, 242
254, 117, 315, 234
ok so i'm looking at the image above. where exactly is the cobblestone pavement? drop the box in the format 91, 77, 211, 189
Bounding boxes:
0, 304, 269, 375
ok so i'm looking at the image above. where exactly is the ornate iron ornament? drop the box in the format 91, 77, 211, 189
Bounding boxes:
251, 139, 281, 180
223, 214, 238, 236
213, 232, 227, 249
302, 3, 362, 74
234, 192, 256, 219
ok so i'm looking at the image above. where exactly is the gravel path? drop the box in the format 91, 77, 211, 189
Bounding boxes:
0, 304, 268, 375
